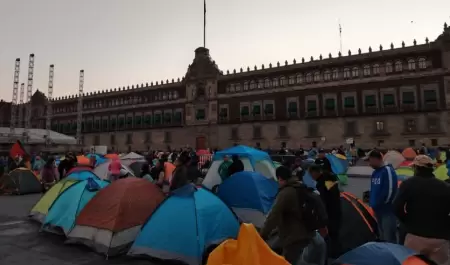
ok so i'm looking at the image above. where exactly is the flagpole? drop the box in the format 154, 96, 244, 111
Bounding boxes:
203, 0, 206, 48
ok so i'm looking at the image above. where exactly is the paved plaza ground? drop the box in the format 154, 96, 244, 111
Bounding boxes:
0, 177, 370, 265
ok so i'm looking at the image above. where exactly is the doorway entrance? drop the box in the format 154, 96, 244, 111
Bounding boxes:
196, 136, 206, 150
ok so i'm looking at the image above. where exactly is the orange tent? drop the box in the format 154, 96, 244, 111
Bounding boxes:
76, 156, 90, 165
104, 153, 119, 159
401, 148, 417, 160
207, 223, 289, 265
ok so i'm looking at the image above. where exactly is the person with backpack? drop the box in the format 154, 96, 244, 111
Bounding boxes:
260, 166, 327, 265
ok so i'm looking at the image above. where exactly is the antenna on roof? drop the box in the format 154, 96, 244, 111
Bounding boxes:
339, 19, 343, 54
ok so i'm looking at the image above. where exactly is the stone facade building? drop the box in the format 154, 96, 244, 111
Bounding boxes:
1, 23, 450, 152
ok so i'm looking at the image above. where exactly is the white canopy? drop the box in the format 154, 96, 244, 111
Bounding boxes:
121, 152, 144, 160
0, 127, 77, 145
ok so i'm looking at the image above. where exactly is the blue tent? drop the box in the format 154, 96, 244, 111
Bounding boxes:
42, 178, 109, 235
213, 145, 271, 165
66, 169, 101, 181
334, 242, 417, 265
216, 171, 277, 228
302, 170, 317, 189
86, 154, 107, 166
326, 154, 347, 175
128, 184, 239, 265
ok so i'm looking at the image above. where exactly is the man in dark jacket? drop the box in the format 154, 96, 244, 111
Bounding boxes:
170, 152, 190, 191
314, 149, 332, 173
309, 164, 342, 249
260, 166, 316, 264
227, 154, 244, 177
393, 155, 450, 265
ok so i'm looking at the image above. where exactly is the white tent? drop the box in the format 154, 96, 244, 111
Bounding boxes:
0, 127, 77, 145
120, 152, 144, 160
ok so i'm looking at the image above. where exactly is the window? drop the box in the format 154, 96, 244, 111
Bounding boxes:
144, 115, 152, 126
427, 117, 439, 131
343, 68, 350, 78
243, 82, 249, 91
219, 108, 228, 119
154, 113, 162, 124
250, 80, 256, 90
431, 139, 438, 146
344, 96, 355, 108
235, 83, 241, 92
288, 76, 295, 85
408, 59, 416, 70
352, 67, 359, 78
272, 78, 279, 87
164, 112, 172, 123
325, 98, 335, 110
383, 94, 395, 106
296, 74, 303, 84
264, 103, 274, 115
313, 72, 321, 82
405, 119, 416, 133
257, 80, 263, 89
229, 84, 235, 92
395, 61, 403, 72
332, 69, 339, 80
385, 62, 393, 73
418, 58, 426, 69
423, 90, 437, 103
306, 73, 313, 83
365, 95, 376, 107
307, 100, 317, 111
363, 65, 371, 76
408, 139, 415, 147
173, 111, 182, 122
253, 126, 262, 139
231, 128, 239, 140
173, 91, 179, 99
402, 91, 415, 104
375, 121, 385, 131
324, 70, 331, 81
287, 101, 297, 115
280, 76, 286, 86
279, 125, 288, 138
241, 106, 250, 117
252, 105, 261, 115
264, 78, 271, 88
196, 109, 206, 120
162, 93, 167, 100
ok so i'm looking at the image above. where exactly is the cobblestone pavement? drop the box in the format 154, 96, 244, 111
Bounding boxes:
0, 178, 370, 265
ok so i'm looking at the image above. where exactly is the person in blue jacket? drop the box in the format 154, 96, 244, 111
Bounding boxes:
365, 150, 398, 243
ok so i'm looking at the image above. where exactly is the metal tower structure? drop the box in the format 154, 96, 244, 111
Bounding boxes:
45, 64, 54, 145
18, 83, 25, 128
9, 58, 21, 141
24, 54, 35, 141
76, 70, 84, 145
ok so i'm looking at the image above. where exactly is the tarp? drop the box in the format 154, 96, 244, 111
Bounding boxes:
68, 178, 165, 256
43, 178, 109, 235
128, 184, 239, 265
93, 161, 135, 180
402, 148, 417, 160
326, 154, 347, 175
0, 168, 42, 195
383, 151, 405, 169
126, 161, 147, 176
395, 167, 414, 177
29, 178, 78, 223
76, 156, 90, 166
334, 242, 420, 265
207, 223, 289, 265
120, 152, 144, 160
216, 171, 277, 228
433, 165, 449, 181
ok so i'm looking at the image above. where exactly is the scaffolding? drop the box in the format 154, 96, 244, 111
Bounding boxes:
76, 70, 84, 145
24, 54, 35, 142
9, 58, 21, 141
45, 64, 54, 145
18, 83, 25, 129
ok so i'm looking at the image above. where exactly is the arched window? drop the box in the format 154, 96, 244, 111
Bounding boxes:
385, 62, 393, 73
288, 76, 295, 85
264, 78, 271, 88
407, 59, 416, 70
395, 61, 403, 72
332, 69, 339, 80
229, 84, 235, 92
324, 70, 331, 81
343, 68, 350, 78
296, 74, 303, 84
306, 73, 313, 83
250, 80, 256, 89
243, 81, 249, 91
173, 91, 179, 99
235, 83, 241, 92
372, 64, 380, 75
257, 79, 263, 89
280, 76, 286, 86
162, 93, 167, 100
272, 78, 279, 87
168, 92, 172, 100
313, 72, 321, 82
363, 65, 371, 76
352, 67, 359, 78
418, 58, 426, 69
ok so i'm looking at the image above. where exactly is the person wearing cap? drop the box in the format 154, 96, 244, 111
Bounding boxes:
314, 149, 332, 173
366, 149, 398, 243
393, 155, 450, 265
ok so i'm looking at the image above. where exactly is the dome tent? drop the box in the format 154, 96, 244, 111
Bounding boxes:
202, 145, 276, 189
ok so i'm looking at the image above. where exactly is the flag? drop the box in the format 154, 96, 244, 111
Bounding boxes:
9, 140, 27, 159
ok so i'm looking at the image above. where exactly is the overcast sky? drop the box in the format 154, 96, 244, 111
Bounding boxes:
0, 0, 449, 100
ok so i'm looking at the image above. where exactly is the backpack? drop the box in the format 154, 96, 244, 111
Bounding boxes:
295, 186, 328, 231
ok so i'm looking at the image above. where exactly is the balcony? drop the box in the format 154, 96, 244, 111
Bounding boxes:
364, 106, 379, 115
381, 105, 398, 114
287, 111, 299, 119
251, 114, 262, 121
343, 108, 358, 115
305, 110, 318, 118
371, 130, 391, 137
400, 103, 417, 112
264, 113, 275, 120
323, 108, 337, 117
422, 101, 439, 111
